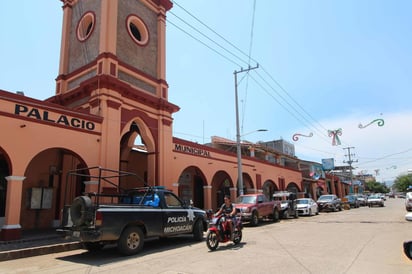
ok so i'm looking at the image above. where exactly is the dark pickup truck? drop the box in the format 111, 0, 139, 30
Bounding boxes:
58, 167, 207, 256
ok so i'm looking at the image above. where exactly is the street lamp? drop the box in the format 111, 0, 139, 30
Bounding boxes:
236, 129, 267, 196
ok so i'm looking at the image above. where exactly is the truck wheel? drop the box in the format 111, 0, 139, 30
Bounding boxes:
251, 211, 259, 226
193, 220, 204, 241
118, 226, 144, 256
83, 242, 105, 252
70, 196, 92, 226
272, 209, 279, 222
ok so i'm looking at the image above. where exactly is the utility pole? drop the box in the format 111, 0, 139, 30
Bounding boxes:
343, 147, 358, 193
234, 64, 259, 196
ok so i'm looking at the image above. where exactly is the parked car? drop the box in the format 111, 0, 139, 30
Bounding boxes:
404, 240, 412, 260
355, 194, 367, 206
344, 195, 360, 208
316, 194, 342, 212
273, 191, 299, 219
405, 192, 412, 211
235, 193, 281, 226
296, 198, 319, 216
398, 193, 406, 199
367, 194, 384, 207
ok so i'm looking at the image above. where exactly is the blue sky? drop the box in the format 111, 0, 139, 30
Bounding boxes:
1, 1, 411, 184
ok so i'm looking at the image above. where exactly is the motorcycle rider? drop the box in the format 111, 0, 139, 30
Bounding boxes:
215, 194, 237, 240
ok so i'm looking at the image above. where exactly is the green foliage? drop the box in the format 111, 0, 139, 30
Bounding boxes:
393, 174, 412, 192
364, 180, 390, 193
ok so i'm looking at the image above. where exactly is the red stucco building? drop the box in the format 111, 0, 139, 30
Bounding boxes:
0, 0, 348, 240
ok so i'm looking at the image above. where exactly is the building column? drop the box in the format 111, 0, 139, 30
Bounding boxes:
203, 185, 212, 211
249, 146, 255, 157
336, 179, 343, 198
230, 187, 237, 200
1, 176, 25, 240
330, 179, 336, 195
312, 183, 318, 201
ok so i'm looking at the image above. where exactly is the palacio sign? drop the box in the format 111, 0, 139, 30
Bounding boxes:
9, 103, 97, 131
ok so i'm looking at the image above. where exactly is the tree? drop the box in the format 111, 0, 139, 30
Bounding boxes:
364, 180, 390, 193
392, 174, 412, 192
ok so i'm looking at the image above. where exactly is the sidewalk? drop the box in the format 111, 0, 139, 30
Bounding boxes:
0, 229, 81, 261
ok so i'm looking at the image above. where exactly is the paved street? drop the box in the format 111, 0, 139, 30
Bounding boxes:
1, 197, 411, 273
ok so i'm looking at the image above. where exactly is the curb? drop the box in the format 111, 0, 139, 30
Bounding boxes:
0, 242, 82, 261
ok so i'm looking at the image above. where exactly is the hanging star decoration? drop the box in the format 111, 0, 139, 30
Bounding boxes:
328, 128, 342, 146
358, 118, 384, 129
292, 132, 313, 141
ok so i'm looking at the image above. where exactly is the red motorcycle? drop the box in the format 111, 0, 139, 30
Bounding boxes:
205, 210, 242, 251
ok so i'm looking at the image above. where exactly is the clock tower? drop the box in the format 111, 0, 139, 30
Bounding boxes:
49, 0, 178, 186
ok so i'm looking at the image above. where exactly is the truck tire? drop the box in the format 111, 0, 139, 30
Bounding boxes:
251, 211, 259, 226
118, 226, 144, 256
70, 196, 92, 226
272, 208, 279, 222
193, 220, 204, 241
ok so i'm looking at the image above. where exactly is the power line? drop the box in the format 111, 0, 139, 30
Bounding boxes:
168, 1, 348, 150
241, 0, 257, 134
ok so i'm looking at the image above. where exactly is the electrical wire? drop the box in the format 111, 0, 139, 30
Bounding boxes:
168, 1, 330, 145
168, 1, 396, 169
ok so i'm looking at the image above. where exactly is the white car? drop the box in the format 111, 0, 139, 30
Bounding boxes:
367, 194, 384, 207
405, 192, 412, 211
296, 198, 319, 216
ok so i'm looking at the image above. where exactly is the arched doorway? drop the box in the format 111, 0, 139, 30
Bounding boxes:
0, 148, 11, 227
177, 166, 206, 209
238, 173, 254, 196
211, 171, 232, 211
286, 182, 300, 194
119, 121, 155, 188
262, 180, 278, 200
22, 148, 86, 229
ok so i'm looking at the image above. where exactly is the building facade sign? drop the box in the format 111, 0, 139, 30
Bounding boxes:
174, 143, 211, 157
13, 104, 96, 131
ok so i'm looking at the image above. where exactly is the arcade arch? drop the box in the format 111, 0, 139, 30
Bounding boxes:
21, 148, 87, 229
0, 148, 11, 226
238, 173, 254, 196
177, 166, 206, 209
286, 182, 301, 194
119, 121, 155, 188
262, 180, 278, 200
211, 171, 233, 211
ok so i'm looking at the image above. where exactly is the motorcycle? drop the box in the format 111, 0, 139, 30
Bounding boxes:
205, 209, 243, 251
